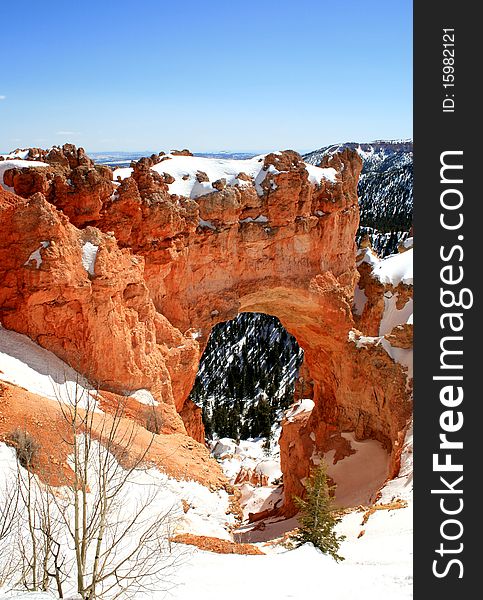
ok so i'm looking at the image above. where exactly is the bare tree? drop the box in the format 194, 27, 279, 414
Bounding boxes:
0, 472, 20, 587
51, 379, 183, 600
10, 428, 69, 596
1, 376, 183, 599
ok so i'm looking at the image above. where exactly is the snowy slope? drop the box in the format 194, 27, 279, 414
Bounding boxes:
304, 140, 413, 256
0, 325, 95, 407
1, 431, 413, 600
0, 333, 413, 600
170, 424, 413, 600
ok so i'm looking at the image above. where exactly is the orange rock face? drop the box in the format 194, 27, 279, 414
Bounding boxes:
0, 189, 199, 410
179, 398, 205, 444
170, 533, 264, 555
1, 145, 412, 513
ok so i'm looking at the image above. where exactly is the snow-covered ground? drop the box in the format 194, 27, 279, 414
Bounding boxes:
358, 245, 413, 288
323, 434, 390, 507
169, 424, 413, 600
113, 153, 337, 199
0, 235, 413, 599
211, 432, 282, 485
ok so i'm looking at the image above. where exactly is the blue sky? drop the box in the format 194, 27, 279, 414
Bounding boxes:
0, 0, 412, 153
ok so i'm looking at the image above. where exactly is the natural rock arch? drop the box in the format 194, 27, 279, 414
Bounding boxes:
130, 149, 411, 514
0, 146, 412, 515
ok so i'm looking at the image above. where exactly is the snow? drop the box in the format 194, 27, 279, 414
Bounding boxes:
212, 438, 237, 458
0, 149, 30, 160
211, 433, 282, 486
321, 434, 390, 507
348, 329, 382, 349
379, 294, 413, 335
81, 241, 98, 276
0, 326, 95, 409
0, 439, 235, 597
372, 248, 413, 286
239, 214, 269, 223
112, 154, 337, 200
379, 425, 413, 504
356, 246, 380, 268
284, 398, 315, 421
0, 159, 49, 191
353, 284, 368, 316
305, 162, 338, 184
238, 484, 283, 518
166, 531, 412, 600
129, 389, 159, 406
0, 389, 413, 600
23, 241, 49, 268
402, 237, 413, 250
198, 218, 216, 230
0, 594, 55, 599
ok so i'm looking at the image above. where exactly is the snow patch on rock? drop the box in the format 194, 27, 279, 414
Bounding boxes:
81, 242, 99, 276
23, 241, 49, 268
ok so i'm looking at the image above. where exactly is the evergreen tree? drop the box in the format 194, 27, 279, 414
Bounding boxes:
293, 462, 345, 562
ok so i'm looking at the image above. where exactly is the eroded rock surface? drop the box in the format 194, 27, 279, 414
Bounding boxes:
0, 146, 412, 512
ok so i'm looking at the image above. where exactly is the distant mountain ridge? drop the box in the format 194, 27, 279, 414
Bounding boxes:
91, 151, 257, 168
303, 140, 413, 256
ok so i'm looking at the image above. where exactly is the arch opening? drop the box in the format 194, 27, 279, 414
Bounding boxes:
187, 306, 393, 535
189, 312, 303, 447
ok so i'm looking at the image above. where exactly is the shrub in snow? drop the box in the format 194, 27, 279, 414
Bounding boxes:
8, 427, 40, 469
292, 462, 345, 562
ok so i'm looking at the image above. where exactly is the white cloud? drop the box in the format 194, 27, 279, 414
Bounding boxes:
0, 95, 6, 100
56, 130, 81, 135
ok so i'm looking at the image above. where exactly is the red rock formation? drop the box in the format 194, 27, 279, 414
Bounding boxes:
170, 534, 264, 555
3, 161, 114, 227
353, 248, 412, 336
233, 467, 269, 487
0, 188, 198, 407
0, 145, 412, 514
179, 398, 205, 444
171, 149, 193, 156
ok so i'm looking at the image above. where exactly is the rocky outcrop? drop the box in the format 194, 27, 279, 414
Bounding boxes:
0, 145, 412, 514
354, 247, 413, 336
170, 534, 264, 555
0, 188, 198, 405
179, 398, 205, 444
233, 467, 269, 487
3, 151, 114, 227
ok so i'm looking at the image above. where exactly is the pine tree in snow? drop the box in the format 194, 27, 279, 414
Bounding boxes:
293, 462, 345, 562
